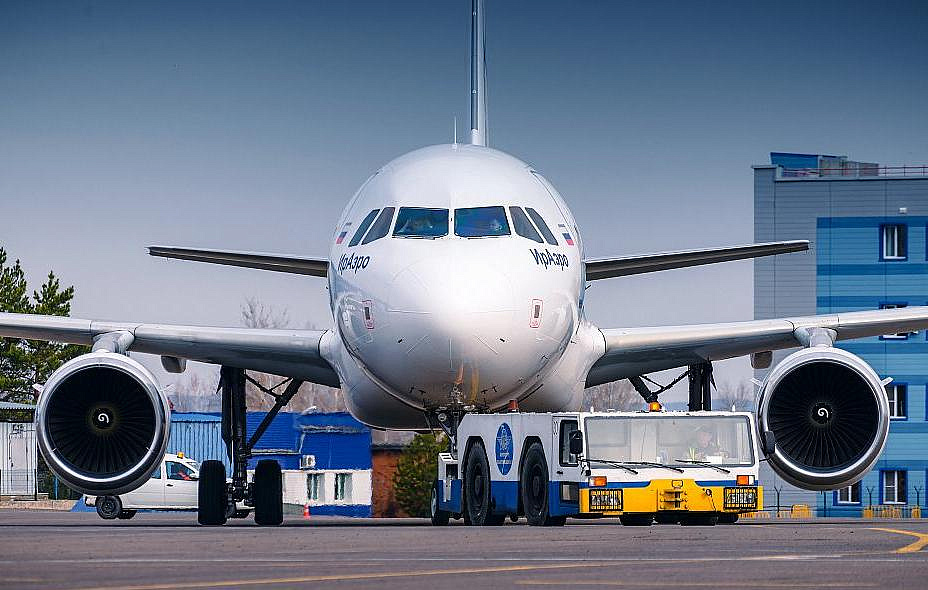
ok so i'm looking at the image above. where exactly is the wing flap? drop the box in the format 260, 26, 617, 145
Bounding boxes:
0, 312, 340, 388
584, 240, 809, 280
149, 246, 329, 277
588, 305, 928, 387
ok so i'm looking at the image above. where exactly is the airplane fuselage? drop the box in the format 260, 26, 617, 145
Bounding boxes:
321, 144, 605, 429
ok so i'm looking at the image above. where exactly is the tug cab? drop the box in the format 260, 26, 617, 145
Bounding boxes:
432, 409, 762, 526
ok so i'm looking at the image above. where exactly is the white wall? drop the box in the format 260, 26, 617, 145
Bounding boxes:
1, 422, 37, 496
282, 469, 372, 506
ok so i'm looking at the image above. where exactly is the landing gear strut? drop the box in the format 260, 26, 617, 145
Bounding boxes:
627, 361, 714, 411
198, 366, 303, 526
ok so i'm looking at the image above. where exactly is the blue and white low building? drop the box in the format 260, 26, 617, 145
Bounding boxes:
166, 411, 373, 517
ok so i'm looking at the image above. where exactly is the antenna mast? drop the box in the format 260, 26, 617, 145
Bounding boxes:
470, 0, 487, 146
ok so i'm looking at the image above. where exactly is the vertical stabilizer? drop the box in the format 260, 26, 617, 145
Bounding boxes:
470, 0, 487, 146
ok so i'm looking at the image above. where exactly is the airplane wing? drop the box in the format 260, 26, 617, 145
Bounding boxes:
0, 312, 340, 388
587, 305, 928, 386
583, 240, 809, 280
149, 246, 329, 277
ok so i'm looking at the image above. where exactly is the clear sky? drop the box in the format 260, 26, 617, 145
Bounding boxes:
2, 0, 926, 399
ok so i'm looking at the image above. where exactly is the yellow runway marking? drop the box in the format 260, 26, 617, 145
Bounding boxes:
74, 562, 612, 590
870, 527, 928, 554
518, 582, 873, 588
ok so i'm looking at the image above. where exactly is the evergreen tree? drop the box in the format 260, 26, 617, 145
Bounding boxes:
0, 247, 85, 403
393, 433, 446, 517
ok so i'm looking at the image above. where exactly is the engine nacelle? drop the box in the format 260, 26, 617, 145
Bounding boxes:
35, 352, 171, 495
757, 346, 889, 490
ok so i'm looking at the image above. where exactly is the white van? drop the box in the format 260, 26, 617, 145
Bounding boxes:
86, 454, 249, 520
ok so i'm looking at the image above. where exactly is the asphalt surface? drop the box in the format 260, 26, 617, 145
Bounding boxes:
1, 511, 927, 589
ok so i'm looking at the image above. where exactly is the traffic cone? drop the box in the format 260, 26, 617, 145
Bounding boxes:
303, 503, 310, 519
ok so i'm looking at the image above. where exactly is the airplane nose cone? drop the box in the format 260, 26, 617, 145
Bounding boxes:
378, 256, 538, 407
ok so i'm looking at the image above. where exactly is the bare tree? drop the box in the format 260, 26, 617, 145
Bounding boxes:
239, 297, 345, 412
170, 369, 220, 412
583, 379, 643, 412
715, 380, 754, 412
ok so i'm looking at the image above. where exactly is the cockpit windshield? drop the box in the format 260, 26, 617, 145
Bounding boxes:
393, 207, 449, 238
454, 206, 511, 238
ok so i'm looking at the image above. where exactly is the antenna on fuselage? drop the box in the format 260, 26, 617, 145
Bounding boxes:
470, 0, 488, 146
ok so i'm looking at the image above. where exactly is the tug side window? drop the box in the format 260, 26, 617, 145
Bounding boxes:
559, 420, 580, 466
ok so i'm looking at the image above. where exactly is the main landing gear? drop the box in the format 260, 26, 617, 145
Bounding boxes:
197, 366, 303, 526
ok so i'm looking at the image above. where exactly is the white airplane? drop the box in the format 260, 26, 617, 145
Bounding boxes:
2, 0, 927, 526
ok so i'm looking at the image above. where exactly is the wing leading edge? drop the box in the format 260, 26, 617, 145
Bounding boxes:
587, 305, 928, 387
584, 240, 809, 281
0, 312, 340, 388
149, 246, 329, 277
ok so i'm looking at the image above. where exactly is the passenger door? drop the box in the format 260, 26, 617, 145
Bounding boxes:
551, 417, 582, 503
125, 463, 166, 508
164, 460, 199, 508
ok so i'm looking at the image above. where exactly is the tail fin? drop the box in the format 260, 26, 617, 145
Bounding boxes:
470, 0, 487, 146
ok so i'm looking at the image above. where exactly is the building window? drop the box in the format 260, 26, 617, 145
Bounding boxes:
882, 470, 907, 504
879, 303, 909, 339
886, 384, 907, 419
334, 473, 352, 502
880, 224, 907, 260
836, 482, 861, 505
306, 473, 323, 502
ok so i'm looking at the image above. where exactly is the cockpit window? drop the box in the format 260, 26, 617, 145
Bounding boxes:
454, 206, 511, 238
348, 209, 380, 247
393, 207, 449, 238
509, 207, 543, 243
361, 207, 396, 245
525, 207, 558, 246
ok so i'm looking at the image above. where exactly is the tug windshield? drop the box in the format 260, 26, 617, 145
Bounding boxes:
584, 415, 754, 466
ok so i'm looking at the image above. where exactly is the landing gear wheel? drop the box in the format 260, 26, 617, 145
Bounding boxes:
718, 513, 739, 524
520, 442, 564, 527
464, 441, 503, 526
430, 483, 450, 526
681, 514, 719, 526
254, 459, 283, 526
96, 496, 121, 520
654, 513, 680, 525
117, 509, 137, 520
197, 460, 228, 526
619, 514, 654, 526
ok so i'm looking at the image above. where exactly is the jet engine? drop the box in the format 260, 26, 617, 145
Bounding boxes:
757, 346, 889, 490
35, 352, 171, 495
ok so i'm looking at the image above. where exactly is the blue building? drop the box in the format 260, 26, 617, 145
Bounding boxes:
167, 411, 373, 517
755, 152, 928, 515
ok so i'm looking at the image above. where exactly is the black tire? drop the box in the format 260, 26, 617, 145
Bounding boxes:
430, 483, 451, 526
96, 496, 122, 520
197, 460, 228, 526
619, 514, 654, 526
464, 441, 503, 526
654, 513, 680, 525
681, 514, 719, 526
254, 459, 283, 526
520, 442, 563, 527
117, 509, 137, 520
718, 513, 739, 524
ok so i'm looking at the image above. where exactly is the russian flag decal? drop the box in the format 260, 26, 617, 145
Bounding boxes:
558, 224, 574, 246
335, 222, 352, 245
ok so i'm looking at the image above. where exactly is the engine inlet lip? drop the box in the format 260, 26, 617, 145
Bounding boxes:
757, 347, 890, 490
35, 352, 170, 495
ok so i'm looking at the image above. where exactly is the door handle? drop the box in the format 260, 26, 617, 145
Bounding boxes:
166, 483, 174, 487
